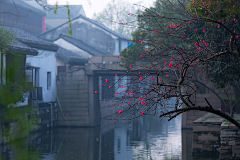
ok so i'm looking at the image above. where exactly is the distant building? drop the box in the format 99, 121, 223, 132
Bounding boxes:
0, 0, 46, 35
38, 15, 131, 56
46, 5, 86, 30
56, 46, 88, 75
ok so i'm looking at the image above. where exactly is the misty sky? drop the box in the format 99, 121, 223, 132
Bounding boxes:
47, 0, 155, 18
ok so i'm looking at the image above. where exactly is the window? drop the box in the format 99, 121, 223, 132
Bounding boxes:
47, 72, 51, 90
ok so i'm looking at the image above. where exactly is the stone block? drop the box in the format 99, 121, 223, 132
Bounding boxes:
232, 146, 240, 153
198, 133, 219, 141
66, 75, 87, 81
59, 105, 89, 111
57, 120, 89, 126
58, 90, 80, 95
71, 111, 89, 116
60, 99, 82, 103
219, 155, 232, 159
228, 141, 236, 145
72, 70, 85, 76
193, 125, 221, 132
79, 85, 88, 90
221, 145, 231, 150
221, 130, 237, 136
57, 94, 81, 99
220, 149, 231, 155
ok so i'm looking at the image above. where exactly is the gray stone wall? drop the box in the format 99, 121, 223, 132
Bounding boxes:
220, 122, 240, 159
192, 113, 223, 156
57, 68, 90, 126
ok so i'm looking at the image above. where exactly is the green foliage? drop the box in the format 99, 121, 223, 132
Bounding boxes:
188, 0, 240, 20
120, 0, 190, 67
53, 1, 58, 14
0, 27, 14, 51
65, 4, 72, 36
0, 83, 25, 107
53, 2, 72, 36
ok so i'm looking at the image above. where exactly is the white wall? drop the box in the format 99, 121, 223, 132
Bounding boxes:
26, 50, 57, 103
54, 38, 92, 58
114, 39, 129, 55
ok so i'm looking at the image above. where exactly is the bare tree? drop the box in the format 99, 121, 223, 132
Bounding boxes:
96, 0, 240, 129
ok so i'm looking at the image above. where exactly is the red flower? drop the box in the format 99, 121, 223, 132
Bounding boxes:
142, 111, 144, 115
141, 102, 146, 105
95, 91, 97, 93
128, 101, 131, 104
203, 30, 206, 33
140, 77, 143, 80
154, 30, 157, 34
121, 85, 123, 88
139, 97, 143, 100
115, 74, 118, 76
117, 110, 122, 114
117, 55, 120, 58
140, 55, 143, 57
151, 77, 154, 80
166, 75, 169, 77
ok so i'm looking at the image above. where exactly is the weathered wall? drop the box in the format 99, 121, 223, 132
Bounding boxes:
57, 69, 90, 126
39, 17, 119, 55
220, 119, 240, 159
192, 113, 223, 156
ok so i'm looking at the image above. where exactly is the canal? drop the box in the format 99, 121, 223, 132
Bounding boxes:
2, 114, 218, 160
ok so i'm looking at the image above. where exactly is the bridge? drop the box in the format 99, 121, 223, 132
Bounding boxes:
56, 55, 175, 127
57, 56, 124, 127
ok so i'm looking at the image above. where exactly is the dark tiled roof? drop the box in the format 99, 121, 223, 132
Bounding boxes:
4, 0, 45, 15
2, 26, 59, 51
47, 5, 85, 19
39, 15, 131, 40
56, 34, 108, 56
8, 40, 38, 55
57, 47, 88, 64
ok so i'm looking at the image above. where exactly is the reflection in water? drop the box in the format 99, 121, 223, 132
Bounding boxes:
3, 114, 220, 160
39, 115, 183, 160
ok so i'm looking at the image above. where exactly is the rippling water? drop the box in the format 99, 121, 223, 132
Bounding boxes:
33, 115, 183, 160
2, 114, 217, 160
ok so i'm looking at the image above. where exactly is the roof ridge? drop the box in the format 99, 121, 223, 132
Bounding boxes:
38, 15, 131, 40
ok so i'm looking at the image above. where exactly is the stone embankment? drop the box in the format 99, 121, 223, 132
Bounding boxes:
192, 113, 240, 159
